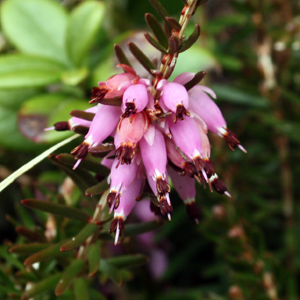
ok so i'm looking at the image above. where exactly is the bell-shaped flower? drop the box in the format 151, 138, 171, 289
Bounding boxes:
168, 115, 208, 181
189, 85, 246, 152
115, 112, 149, 165
107, 155, 140, 212
121, 83, 149, 117
158, 80, 190, 122
197, 124, 214, 177
71, 105, 121, 169
165, 137, 197, 178
90, 65, 140, 103
168, 167, 200, 222
110, 178, 143, 244
140, 126, 172, 219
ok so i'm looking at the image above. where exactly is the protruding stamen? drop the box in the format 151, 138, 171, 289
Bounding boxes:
183, 162, 197, 178
115, 144, 136, 165
150, 201, 162, 217
107, 191, 121, 213
209, 174, 230, 196
44, 126, 55, 131
71, 143, 89, 168
185, 201, 200, 223
156, 177, 171, 196
238, 144, 247, 153
159, 197, 173, 217
110, 218, 125, 245
202, 159, 215, 178
193, 157, 208, 182
223, 129, 246, 152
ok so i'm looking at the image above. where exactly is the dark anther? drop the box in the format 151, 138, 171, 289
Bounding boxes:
183, 162, 197, 177
193, 157, 206, 175
109, 218, 125, 244
106, 191, 120, 210
90, 86, 109, 104
211, 177, 228, 195
122, 102, 137, 118
159, 198, 173, 216
203, 159, 215, 178
150, 201, 162, 217
115, 145, 136, 165
54, 121, 70, 131
156, 177, 171, 196
224, 130, 241, 151
173, 104, 190, 122
71, 143, 89, 160
185, 201, 201, 222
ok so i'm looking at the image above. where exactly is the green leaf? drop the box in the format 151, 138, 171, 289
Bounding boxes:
24, 241, 70, 266
0, 54, 65, 88
50, 154, 99, 199
21, 199, 91, 223
74, 278, 89, 300
0, 246, 24, 270
179, 24, 201, 53
9, 243, 48, 255
60, 223, 99, 252
0, 134, 80, 193
16, 270, 39, 282
128, 42, 156, 75
114, 44, 132, 67
66, 1, 105, 67
144, 33, 168, 53
55, 259, 85, 296
88, 243, 101, 277
61, 68, 89, 86
211, 84, 270, 107
15, 227, 47, 243
124, 220, 165, 237
21, 273, 61, 300
0, 106, 39, 151
85, 180, 110, 197
107, 254, 149, 269
55, 153, 110, 176
0, 88, 38, 109
99, 259, 123, 286
149, 0, 169, 19
1, 0, 70, 65
145, 13, 168, 49
18, 93, 88, 143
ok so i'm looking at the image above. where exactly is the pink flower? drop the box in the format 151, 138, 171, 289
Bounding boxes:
115, 112, 149, 165
50, 68, 246, 237
188, 85, 246, 152
110, 178, 143, 244
90, 65, 139, 103
71, 105, 121, 169
121, 83, 150, 117
158, 80, 190, 122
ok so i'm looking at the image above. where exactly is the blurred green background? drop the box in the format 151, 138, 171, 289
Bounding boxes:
0, 0, 299, 299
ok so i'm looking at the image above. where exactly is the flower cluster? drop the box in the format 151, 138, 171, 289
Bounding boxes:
52, 64, 246, 244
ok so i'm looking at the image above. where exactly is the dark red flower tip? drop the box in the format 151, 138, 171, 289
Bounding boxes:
173, 104, 190, 123
90, 86, 109, 104
54, 121, 70, 131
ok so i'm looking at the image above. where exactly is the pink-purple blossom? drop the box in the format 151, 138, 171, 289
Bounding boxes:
51, 68, 246, 244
